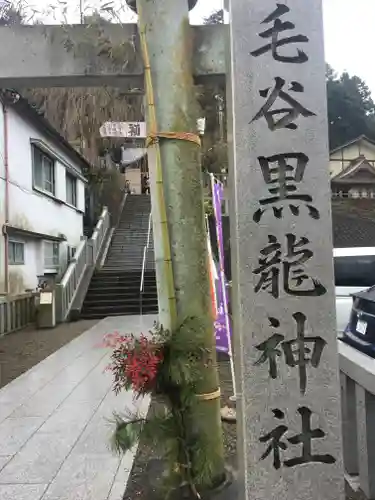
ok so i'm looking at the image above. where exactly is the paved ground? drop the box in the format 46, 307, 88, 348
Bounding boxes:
0, 315, 155, 500
0, 320, 99, 389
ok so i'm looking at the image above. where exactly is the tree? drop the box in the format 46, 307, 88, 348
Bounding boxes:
326, 64, 375, 149
201, 10, 227, 178
0, 3, 143, 225
0, 4, 22, 25
204, 9, 224, 25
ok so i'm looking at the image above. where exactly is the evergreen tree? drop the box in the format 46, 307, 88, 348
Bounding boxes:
326, 64, 375, 149
204, 9, 224, 24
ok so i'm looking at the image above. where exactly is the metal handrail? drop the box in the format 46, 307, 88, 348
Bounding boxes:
56, 206, 110, 322
140, 212, 152, 293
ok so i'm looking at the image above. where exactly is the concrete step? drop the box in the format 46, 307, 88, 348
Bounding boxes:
88, 284, 156, 290
106, 250, 147, 254
87, 284, 157, 293
83, 295, 155, 304
81, 303, 157, 315
83, 297, 157, 307
80, 194, 156, 321
89, 278, 156, 286
86, 292, 156, 299
80, 308, 158, 320
89, 276, 155, 283
104, 256, 147, 259
90, 271, 149, 277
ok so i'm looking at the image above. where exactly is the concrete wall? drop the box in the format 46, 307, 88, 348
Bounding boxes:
0, 106, 86, 295
0, 107, 5, 293
125, 167, 142, 194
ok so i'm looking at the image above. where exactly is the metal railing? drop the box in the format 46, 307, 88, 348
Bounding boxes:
203, 171, 228, 188
55, 206, 110, 323
99, 193, 128, 269
0, 293, 37, 336
203, 172, 230, 216
140, 213, 152, 315
90, 208, 110, 264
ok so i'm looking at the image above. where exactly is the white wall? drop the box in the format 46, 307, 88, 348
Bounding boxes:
0, 106, 87, 294
0, 105, 5, 293
7, 236, 39, 294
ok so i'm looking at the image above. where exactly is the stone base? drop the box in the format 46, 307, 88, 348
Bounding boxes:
134, 460, 238, 500
168, 466, 238, 500
345, 477, 367, 500
216, 351, 231, 363
220, 406, 237, 423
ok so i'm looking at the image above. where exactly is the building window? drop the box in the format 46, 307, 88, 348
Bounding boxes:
8, 241, 25, 265
33, 145, 55, 195
66, 173, 77, 207
44, 241, 59, 269
67, 246, 76, 263
335, 255, 375, 287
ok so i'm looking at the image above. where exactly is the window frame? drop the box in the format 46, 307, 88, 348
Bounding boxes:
8, 240, 25, 265
334, 255, 375, 288
66, 172, 77, 207
43, 241, 60, 270
67, 246, 77, 263
32, 145, 56, 196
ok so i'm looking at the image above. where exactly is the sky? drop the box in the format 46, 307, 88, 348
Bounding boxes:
19, 0, 375, 97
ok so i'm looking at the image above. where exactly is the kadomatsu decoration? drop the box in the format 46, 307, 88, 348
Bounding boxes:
103, 317, 220, 498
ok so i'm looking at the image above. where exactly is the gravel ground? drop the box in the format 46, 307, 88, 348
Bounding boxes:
0, 320, 99, 389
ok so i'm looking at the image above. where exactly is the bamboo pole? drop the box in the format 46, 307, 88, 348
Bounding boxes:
137, 0, 225, 487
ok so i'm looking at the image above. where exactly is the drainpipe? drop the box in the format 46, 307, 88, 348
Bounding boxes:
3, 103, 9, 294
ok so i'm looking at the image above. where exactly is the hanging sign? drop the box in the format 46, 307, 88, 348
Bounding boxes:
99, 121, 147, 139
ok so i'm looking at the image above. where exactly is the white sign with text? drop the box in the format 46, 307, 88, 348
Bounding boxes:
99, 121, 147, 139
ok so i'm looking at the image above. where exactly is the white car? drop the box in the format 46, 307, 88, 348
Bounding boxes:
334, 247, 375, 335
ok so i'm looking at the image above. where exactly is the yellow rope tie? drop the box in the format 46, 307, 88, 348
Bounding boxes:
146, 131, 201, 148
196, 388, 221, 401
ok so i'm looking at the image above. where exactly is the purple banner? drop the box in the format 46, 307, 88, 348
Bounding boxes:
212, 179, 232, 354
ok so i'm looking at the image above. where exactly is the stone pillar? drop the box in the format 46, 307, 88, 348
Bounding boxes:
356, 385, 375, 498
227, 1, 344, 499
340, 373, 358, 475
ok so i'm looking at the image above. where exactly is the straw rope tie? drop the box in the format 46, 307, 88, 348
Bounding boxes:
146, 131, 201, 148
196, 388, 221, 401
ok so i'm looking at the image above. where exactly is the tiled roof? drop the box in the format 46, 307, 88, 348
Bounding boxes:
330, 135, 375, 155
331, 156, 375, 182
332, 200, 375, 247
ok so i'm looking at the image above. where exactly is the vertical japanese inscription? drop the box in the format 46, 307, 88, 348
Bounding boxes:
246, 1, 339, 477
259, 407, 335, 469
250, 4, 309, 63
254, 313, 326, 395
253, 234, 326, 299
250, 78, 315, 131
253, 153, 319, 222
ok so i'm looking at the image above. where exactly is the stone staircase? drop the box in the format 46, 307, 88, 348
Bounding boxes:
80, 195, 158, 319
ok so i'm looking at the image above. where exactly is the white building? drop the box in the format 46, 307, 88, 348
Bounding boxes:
0, 91, 89, 295
330, 135, 375, 199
